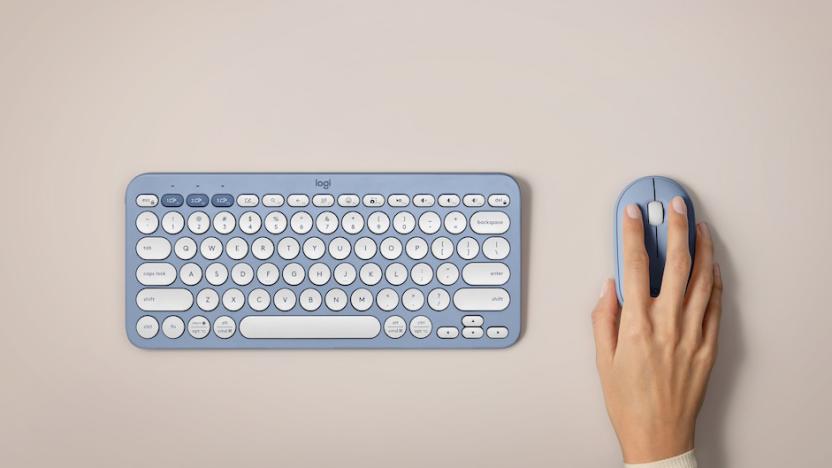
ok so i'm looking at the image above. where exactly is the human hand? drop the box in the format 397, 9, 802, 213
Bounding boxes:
592, 197, 723, 464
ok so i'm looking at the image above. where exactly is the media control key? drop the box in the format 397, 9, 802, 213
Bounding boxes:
187, 193, 209, 207
161, 193, 184, 207
211, 194, 234, 207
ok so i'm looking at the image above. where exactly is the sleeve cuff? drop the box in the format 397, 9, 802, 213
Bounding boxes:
624, 450, 697, 468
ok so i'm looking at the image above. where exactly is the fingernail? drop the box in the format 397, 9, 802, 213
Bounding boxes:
600, 280, 608, 298
672, 196, 687, 215
626, 204, 641, 219
714, 263, 721, 281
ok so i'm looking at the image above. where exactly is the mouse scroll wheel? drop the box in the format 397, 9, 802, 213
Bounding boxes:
647, 201, 664, 226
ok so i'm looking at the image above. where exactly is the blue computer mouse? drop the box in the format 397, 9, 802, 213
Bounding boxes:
615, 176, 696, 303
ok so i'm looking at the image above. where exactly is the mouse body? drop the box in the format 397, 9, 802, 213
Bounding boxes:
615, 176, 696, 303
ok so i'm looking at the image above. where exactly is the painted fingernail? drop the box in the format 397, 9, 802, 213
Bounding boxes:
672, 196, 687, 215
626, 204, 641, 219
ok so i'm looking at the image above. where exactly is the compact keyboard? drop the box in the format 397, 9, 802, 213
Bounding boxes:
125, 173, 521, 349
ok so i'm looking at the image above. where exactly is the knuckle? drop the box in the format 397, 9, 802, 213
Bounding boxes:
693, 273, 714, 296
625, 251, 649, 271
695, 345, 718, 367
622, 322, 652, 342
668, 254, 692, 273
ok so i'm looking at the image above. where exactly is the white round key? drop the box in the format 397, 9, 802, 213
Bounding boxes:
367, 211, 390, 234
436, 262, 459, 286
197, 288, 219, 311
402, 288, 425, 311
385, 263, 408, 286
359, 263, 382, 286
136, 211, 159, 234
256, 263, 279, 286
290, 212, 313, 234
231, 263, 254, 286
384, 316, 407, 338
213, 316, 236, 339
380, 237, 402, 260
393, 212, 416, 234
409, 315, 432, 339
205, 263, 228, 286
457, 237, 480, 260
303, 237, 326, 260
162, 211, 185, 234
251, 237, 274, 260
410, 263, 433, 286
239, 211, 262, 234
222, 289, 245, 311
483, 236, 510, 260
274, 289, 296, 311
187, 316, 210, 339
431, 237, 453, 260
212, 211, 236, 234
162, 316, 185, 339
405, 237, 428, 260
354, 237, 377, 260
328, 237, 351, 260
308, 263, 331, 286
174, 237, 197, 260
418, 212, 441, 234
334, 263, 356, 285
376, 288, 399, 311
136, 316, 159, 339
225, 237, 248, 260
325, 288, 348, 311
179, 262, 202, 286
136, 237, 171, 260
265, 211, 287, 234
200, 237, 223, 260
187, 211, 210, 234
277, 237, 300, 260
248, 288, 270, 311
443, 211, 467, 234
299, 289, 322, 311
136, 263, 176, 286
315, 211, 339, 234
428, 288, 450, 311
283, 263, 305, 285
341, 211, 364, 234
350, 288, 373, 311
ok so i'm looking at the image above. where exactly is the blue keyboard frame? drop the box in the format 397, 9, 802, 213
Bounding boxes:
125, 173, 522, 349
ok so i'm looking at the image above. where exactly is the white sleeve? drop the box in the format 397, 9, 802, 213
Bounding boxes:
624, 450, 697, 468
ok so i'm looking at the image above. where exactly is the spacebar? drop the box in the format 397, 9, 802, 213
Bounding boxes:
240, 316, 381, 339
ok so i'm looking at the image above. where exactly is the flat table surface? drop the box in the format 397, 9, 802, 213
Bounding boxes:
1, 2, 830, 467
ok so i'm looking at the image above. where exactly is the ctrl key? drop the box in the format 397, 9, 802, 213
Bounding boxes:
136, 316, 159, 339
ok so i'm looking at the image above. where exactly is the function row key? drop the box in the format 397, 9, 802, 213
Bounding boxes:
187, 194, 209, 207
136, 194, 159, 207
139, 192, 510, 208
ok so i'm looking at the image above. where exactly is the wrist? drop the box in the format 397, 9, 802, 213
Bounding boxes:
620, 428, 694, 464
624, 450, 697, 468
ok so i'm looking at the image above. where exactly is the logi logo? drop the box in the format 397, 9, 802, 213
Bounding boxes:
315, 178, 332, 190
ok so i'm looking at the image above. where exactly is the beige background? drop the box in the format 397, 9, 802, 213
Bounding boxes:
1, 1, 831, 467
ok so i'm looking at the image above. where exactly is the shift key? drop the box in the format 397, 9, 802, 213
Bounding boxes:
453, 288, 510, 311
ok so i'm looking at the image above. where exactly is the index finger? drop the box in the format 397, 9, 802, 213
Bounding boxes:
622, 203, 651, 308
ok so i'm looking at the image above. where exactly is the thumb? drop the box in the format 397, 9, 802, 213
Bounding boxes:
592, 279, 620, 367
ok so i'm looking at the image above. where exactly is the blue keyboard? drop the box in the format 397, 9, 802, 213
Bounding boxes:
126, 173, 521, 349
